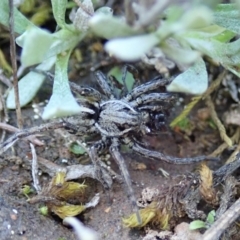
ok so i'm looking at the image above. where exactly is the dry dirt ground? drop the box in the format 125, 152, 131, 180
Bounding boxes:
0, 98, 221, 240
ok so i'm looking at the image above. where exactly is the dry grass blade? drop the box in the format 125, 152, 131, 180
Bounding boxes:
170, 96, 201, 127
206, 96, 232, 147
209, 127, 240, 158
170, 71, 226, 128
225, 141, 240, 163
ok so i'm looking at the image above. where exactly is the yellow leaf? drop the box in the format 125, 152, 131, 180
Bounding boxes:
52, 171, 66, 186
51, 204, 86, 219
56, 182, 87, 200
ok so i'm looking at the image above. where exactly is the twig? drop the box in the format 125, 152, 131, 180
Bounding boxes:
124, 0, 135, 25
0, 122, 44, 146
133, 0, 174, 28
30, 143, 41, 193
0, 121, 65, 154
0, 68, 13, 87
202, 198, 240, 240
215, 176, 237, 220
9, 0, 23, 129
206, 96, 232, 147
202, 70, 227, 99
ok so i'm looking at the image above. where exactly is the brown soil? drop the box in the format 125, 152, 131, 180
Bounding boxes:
0, 101, 221, 240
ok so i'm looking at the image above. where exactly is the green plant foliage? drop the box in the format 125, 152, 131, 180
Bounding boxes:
189, 210, 216, 230
0, 0, 35, 34
39, 206, 48, 216
51, 0, 68, 28
42, 51, 94, 119
189, 220, 207, 230
16, 27, 55, 67
167, 58, 207, 94
69, 143, 86, 155
89, 14, 143, 39
213, 4, 240, 34
6, 57, 56, 109
2, 0, 240, 117
206, 210, 215, 224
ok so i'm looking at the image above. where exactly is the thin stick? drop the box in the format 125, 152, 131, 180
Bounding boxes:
124, 0, 135, 25
9, 0, 23, 129
0, 69, 12, 87
30, 143, 41, 193
0, 122, 44, 146
0, 121, 65, 154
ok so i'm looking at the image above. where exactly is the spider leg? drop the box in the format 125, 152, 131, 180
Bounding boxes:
94, 71, 114, 98
95, 122, 132, 137
120, 65, 130, 97
89, 139, 113, 189
110, 138, 142, 224
130, 92, 175, 108
132, 142, 219, 164
124, 76, 170, 102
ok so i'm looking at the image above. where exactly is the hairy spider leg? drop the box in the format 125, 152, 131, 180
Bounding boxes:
124, 76, 169, 102
132, 142, 218, 164
120, 65, 129, 97
94, 71, 114, 98
129, 92, 175, 108
110, 138, 142, 224
89, 139, 112, 189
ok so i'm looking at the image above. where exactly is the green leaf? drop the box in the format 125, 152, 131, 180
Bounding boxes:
16, 26, 83, 67
0, 0, 35, 34
189, 220, 206, 230
105, 34, 159, 61
51, 0, 68, 28
69, 143, 86, 155
16, 27, 55, 67
161, 41, 201, 66
167, 58, 208, 95
44, 28, 85, 59
42, 50, 94, 120
89, 14, 142, 39
159, 5, 213, 41
182, 31, 240, 77
206, 210, 215, 224
6, 57, 56, 109
213, 4, 240, 34
179, 6, 213, 30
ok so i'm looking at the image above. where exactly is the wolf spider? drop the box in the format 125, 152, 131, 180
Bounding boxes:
0, 67, 216, 223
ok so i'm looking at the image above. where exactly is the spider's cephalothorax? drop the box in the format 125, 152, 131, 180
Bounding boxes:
61, 69, 216, 223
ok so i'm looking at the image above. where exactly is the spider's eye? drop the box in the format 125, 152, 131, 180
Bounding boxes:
80, 89, 91, 96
